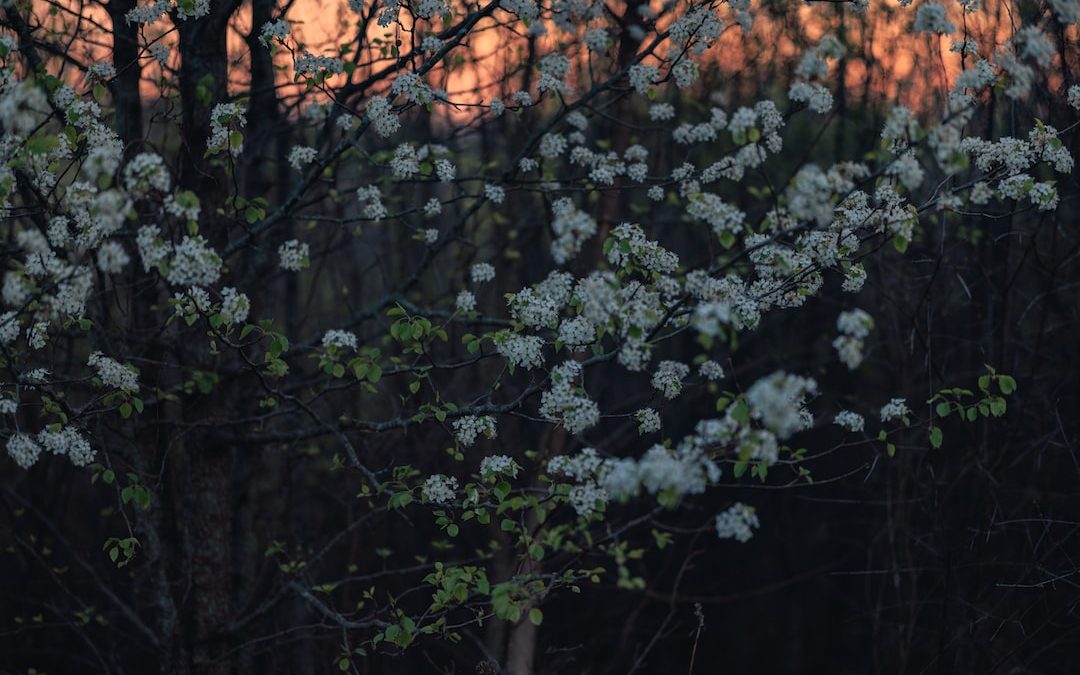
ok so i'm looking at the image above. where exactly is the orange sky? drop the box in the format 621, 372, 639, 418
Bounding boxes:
27, 0, 1071, 118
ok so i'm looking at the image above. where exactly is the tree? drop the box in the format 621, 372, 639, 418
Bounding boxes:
1, 0, 1078, 672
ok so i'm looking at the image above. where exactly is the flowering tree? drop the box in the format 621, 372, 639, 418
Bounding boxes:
1, 0, 1078, 672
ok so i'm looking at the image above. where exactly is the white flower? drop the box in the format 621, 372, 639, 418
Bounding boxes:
651, 361, 689, 399
278, 240, 309, 272
0, 311, 19, 346
455, 290, 476, 312
321, 329, 358, 351
295, 51, 344, 76
699, 360, 725, 381
166, 236, 221, 287
548, 447, 603, 481
746, 371, 817, 440
470, 263, 495, 284
834, 410, 865, 432
539, 361, 600, 434
452, 415, 497, 446
122, 152, 170, 194
149, 43, 169, 65
391, 71, 434, 104
843, 264, 867, 292
97, 241, 131, 274
484, 183, 506, 204
421, 474, 458, 505
174, 287, 210, 320
549, 198, 598, 265
627, 64, 659, 94
634, 442, 720, 498
165, 191, 201, 222
88, 61, 117, 80
557, 316, 595, 348
366, 97, 400, 137
568, 482, 607, 517
479, 454, 519, 479
635, 408, 661, 434
434, 158, 455, 182
584, 27, 609, 52
715, 503, 760, 542
38, 427, 95, 466
356, 185, 387, 220
880, 398, 909, 422
495, 333, 545, 370
260, 19, 290, 42
913, 2, 955, 34
788, 81, 833, 113
208, 103, 246, 157
88, 352, 139, 393
833, 335, 865, 370
125, 0, 169, 24
26, 321, 48, 350
538, 54, 572, 94
287, 145, 318, 171
7, 433, 42, 469
1069, 85, 1080, 110
175, 0, 210, 20
649, 103, 675, 121
220, 287, 250, 325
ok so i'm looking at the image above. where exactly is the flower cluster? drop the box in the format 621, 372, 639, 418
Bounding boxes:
539, 361, 600, 435
451, 416, 497, 447
421, 474, 458, 505
745, 371, 816, 440
87, 352, 139, 393
714, 503, 760, 543
278, 240, 309, 272
833, 308, 873, 370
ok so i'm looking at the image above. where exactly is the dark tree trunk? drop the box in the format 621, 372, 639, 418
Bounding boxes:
106, 0, 143, 154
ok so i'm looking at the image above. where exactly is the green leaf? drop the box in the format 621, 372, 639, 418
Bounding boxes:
500, 518, 516, 532
989, 398, 1006, 417
929, 426, 943, 449
732, 460, 748, 478
997, 375, 1017, 394
528, 608, 543, 626
935, 402, 951, 417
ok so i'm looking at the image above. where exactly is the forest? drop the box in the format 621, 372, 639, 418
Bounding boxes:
0, 0, 1078, 673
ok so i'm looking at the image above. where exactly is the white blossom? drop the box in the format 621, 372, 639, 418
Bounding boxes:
715, 503, 760, 542
421, 474, 458, 505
